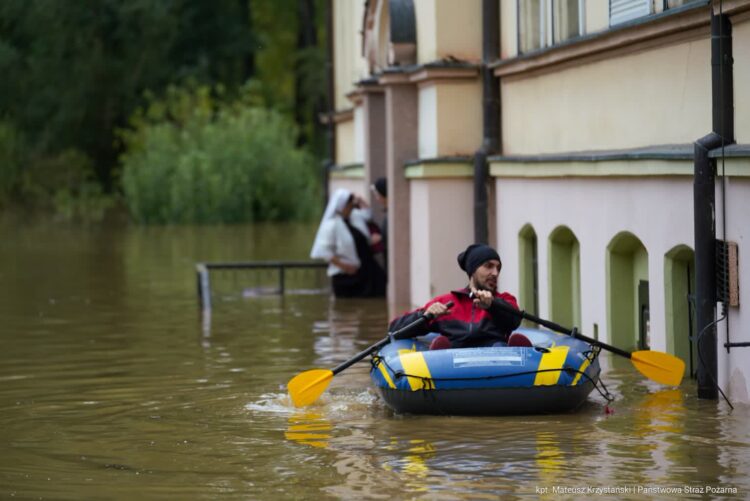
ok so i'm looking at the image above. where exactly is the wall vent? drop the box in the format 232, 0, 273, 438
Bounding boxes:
716, 240, 739, 307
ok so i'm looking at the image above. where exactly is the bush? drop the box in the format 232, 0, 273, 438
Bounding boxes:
0, 122, 115, 221
119, 84, 320, 224
22, 149, 116, 221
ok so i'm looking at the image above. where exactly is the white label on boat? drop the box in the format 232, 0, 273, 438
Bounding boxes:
452, 348, 525, 368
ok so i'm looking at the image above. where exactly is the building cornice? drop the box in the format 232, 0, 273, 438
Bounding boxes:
489, 144, 750, 178
713, 0, 750, 16
329, 163, 364, 179
490, 144, 695, 163
409, 66, 479, 85
331, 108, 354, 124
345, 88, 364, 106
708, 144, 750, 158
370, 60, 480, 87
378, 71, 412, 86
404, 157, 474, 179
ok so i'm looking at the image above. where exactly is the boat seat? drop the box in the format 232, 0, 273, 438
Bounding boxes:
507, 332, 533, 347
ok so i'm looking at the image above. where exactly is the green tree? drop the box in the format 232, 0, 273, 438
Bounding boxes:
0, 0, 329, 220
0, 0, 257, 190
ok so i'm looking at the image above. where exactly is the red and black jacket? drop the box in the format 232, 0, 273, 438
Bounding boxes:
388, 288, 522, 348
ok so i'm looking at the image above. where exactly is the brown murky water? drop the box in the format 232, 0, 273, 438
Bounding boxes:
1, 219, 748, 500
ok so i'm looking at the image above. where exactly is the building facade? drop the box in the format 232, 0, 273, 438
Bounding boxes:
327, 0, 750, 404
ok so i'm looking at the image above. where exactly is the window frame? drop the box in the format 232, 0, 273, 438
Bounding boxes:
517, 0, 585, 55
609, 0, 653, 27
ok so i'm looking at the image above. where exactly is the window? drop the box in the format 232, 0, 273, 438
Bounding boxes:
553, 0, 583, 44
518, 0, 584, 55
609, 0, 651, 27
519, 0, 543, 54
665, 0, 690, 8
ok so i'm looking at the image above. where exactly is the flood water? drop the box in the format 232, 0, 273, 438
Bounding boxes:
1, 219, 748, 500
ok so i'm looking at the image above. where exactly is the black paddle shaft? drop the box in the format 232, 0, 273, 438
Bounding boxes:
491, 299, 633, 359
331, 301, 454, 376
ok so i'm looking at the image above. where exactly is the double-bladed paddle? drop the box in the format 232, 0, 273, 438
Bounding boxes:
491, 299, 685, 386
288, 301, 453, 407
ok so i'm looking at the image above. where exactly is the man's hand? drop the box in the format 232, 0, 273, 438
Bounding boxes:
423, 302, 451, 318
470, 287, 493, 310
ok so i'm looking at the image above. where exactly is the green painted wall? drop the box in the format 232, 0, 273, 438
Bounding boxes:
518, 225, 538, 323
607, 233, 648, 351
548, 227, 581, 328
665, 246, 696, 375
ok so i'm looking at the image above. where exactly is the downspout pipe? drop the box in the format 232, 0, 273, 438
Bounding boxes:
694, 12, 734, 400
323, 0, 335, 207
474, 0, 500, 244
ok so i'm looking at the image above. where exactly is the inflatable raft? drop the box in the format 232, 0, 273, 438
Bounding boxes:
369, 328, 601, 415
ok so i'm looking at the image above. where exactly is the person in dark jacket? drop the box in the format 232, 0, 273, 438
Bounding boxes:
370, 177, 388, 276
388, 243, 521, 349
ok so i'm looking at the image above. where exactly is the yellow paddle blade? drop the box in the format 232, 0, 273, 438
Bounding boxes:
287, 369, 334, 407
631, 351, 685, 386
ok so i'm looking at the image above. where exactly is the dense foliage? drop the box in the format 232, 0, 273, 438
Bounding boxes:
120, 84, 318, 223
0, 0, 327, 222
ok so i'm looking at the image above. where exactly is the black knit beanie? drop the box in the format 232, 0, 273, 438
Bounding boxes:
457, 244, 501, 276
373, 177, 387, 197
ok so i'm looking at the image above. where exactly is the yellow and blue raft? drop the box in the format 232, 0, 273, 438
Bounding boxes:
370, 328, 601, 415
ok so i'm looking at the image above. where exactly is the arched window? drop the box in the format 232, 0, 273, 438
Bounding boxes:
519, 224, 539, 321
363, 0, 416, 73
607, 232, 649, 351
548, 226, 581, 328
665, 245, 696, 377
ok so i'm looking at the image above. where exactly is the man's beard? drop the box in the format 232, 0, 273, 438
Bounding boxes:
472, 277, 496, 292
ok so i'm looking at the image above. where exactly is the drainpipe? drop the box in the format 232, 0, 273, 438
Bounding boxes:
694, 12, 733, 400
474, 0, 500, 244
323, 0, 335, 206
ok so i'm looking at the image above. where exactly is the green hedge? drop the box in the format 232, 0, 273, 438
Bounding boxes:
120, 84, 320, 224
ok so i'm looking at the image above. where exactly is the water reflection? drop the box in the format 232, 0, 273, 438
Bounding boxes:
535, 430, 565, 481
285, 412, 332, 449
381, 437, 436, 494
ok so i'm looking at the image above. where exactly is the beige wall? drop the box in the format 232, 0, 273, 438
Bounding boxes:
418, 80, 483, 158
329, 176, 367, 198
734, 18, 750, 144
418, 84, 439, 157
410, 178, 474, 306
436, 81, 483, 156
334, 0, 366, 111
415, 0, 482, 63
336, 119, 356, 165
354, 105, 365, 164
502, 38, 711, 154
415, 0, 437, 64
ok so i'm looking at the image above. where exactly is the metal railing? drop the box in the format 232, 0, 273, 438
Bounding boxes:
196, 261, 328, 311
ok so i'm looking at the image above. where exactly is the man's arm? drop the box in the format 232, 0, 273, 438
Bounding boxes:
388, 297, 452, 334
488, 293, 522, 332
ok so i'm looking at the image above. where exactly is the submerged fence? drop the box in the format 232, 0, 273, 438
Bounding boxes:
196, 261, 329, 311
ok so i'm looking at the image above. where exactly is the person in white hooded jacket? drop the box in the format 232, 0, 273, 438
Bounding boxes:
310, 188, 386, 298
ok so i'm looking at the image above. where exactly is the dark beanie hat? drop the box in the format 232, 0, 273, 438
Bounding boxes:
373, 177, 387, 197
457, 244, 501, 276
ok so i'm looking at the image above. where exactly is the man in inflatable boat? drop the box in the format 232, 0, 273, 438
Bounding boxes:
389, 243, 522, 350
